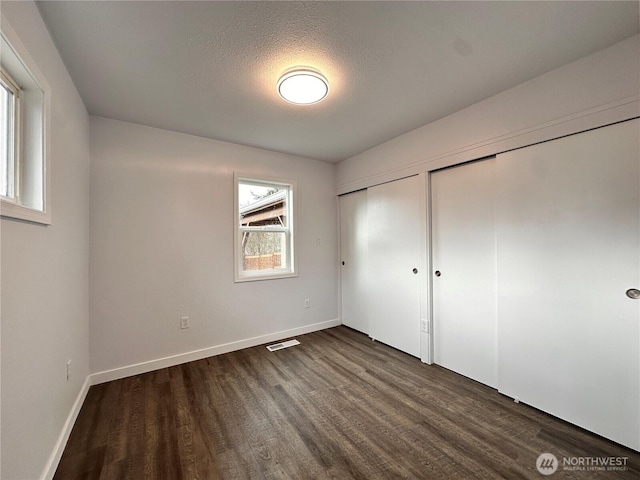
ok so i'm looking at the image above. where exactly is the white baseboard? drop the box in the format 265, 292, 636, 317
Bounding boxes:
90, 318, 341, 385
40, 376, 91, 480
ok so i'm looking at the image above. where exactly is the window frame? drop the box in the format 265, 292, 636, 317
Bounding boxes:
0, 17, 51, 225
234, 173, 298, 282
0, 66, 21, 202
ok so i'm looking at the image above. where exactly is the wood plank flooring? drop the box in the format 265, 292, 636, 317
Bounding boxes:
55, 326, 640, 479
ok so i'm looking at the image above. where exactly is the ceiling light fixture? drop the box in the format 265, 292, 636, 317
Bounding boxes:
277, 67, 329, 105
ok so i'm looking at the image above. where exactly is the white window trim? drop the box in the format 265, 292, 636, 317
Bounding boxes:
234, 173, 298, 282
0, 16, 52, 225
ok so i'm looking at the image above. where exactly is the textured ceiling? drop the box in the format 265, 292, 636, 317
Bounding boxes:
37, 1, 639, 163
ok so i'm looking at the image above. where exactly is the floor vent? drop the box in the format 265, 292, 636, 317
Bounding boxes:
266, 339, 300, 352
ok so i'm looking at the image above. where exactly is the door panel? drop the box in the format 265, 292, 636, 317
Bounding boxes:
496, 119, 640, 450
431, 158, 498, 388
340, 190, 369, 333
368, 175, 423, 357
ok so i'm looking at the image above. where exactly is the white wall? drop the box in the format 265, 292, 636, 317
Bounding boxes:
89, 117, 338, 377
337, 34, 639, 191
0, 3, 91, 480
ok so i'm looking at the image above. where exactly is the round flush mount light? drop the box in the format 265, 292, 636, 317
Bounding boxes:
277, 67, 329, 105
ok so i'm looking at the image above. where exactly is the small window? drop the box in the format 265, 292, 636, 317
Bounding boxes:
0, 21, 50, 225
234, 174, 297, 282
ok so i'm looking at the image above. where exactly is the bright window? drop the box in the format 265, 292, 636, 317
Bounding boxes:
0, 21, 50, 225
0, 68, 20, 200
234, 175, 297, 282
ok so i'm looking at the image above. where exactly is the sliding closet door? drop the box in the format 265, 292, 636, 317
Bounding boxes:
340, 190, 369, 334
497, 119, 640, 450
368, 175, 424, 357
431, 158, 498, 388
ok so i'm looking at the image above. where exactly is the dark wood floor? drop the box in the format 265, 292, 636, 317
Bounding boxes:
55, 326, 639, 479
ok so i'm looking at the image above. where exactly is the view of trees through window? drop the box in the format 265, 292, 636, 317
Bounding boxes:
238, 181, 290, 273
239, 185, 278, 207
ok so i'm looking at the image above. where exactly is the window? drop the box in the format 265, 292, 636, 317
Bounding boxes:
0, 20, 50, 224
1, 68, 20, 200
234, 174, 297, 281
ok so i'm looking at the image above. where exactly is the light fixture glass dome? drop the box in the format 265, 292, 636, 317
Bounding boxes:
277, 68, 329, 105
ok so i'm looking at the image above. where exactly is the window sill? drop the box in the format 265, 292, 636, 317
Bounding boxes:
1, 199, 50, 225
234, 271, 298, 283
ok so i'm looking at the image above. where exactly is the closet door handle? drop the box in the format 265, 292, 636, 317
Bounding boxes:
434, 270, 441, 277
412, 268, 418, 274
626, 288, 640, 299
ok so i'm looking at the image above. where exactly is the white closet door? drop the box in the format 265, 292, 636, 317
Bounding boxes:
368, 175, 423, 357
431, 158, 498, 388
496, 119, 640, 451
340, 190, 369, 334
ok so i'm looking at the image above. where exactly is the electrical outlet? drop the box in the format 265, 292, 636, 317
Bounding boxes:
66, 360, 71, 382
315, 237, 322, 246
304, 298, 310, 309
421, 319, 429, 333
180, 316, 190, 329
